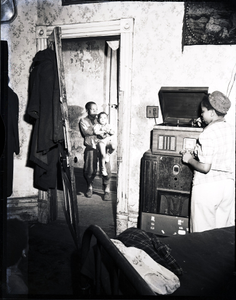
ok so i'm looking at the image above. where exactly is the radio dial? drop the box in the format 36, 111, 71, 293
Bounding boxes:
173, 164, 180, 175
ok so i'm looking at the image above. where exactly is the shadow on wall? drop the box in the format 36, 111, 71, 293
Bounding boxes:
68, 105, 85, 168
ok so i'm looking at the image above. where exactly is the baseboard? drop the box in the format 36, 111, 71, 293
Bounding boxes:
7, 196, 38, 221
5, 169, 117, 222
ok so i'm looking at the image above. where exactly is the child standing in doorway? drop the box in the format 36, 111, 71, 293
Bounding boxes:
94, 112, 116, 176
181, 91, 234, 233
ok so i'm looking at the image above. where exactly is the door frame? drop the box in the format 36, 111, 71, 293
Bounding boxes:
35, 19, 134, 234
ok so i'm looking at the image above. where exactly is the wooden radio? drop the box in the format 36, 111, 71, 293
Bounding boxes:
140, 87, 208, 236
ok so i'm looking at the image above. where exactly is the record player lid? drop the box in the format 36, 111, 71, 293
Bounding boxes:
159, 87, 209, 126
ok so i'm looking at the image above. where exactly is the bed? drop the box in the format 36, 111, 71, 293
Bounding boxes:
79, 225, 235, 296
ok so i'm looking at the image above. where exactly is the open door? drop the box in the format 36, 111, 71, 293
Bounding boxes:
47, 27, 80, 249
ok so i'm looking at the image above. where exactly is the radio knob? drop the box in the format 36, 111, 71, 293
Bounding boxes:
173, 164, 180, 175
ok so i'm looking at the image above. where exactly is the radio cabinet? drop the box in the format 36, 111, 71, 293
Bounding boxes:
140, 150, 192, 214
140, 87, 208, 236
140, 150, 193, 236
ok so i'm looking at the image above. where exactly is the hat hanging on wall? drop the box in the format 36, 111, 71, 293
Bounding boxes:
1, 0, 17, 23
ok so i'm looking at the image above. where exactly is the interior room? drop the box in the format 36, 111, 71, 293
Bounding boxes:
1, 0, 235, 297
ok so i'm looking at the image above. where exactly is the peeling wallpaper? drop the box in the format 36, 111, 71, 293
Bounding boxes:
62, 38, 110, 169
1, 1, 235, 215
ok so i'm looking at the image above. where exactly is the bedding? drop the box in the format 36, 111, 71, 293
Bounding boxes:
79, 225, 235, 296
79, 225, 156, 295
116, 227, 183, 275
111, 239, 180, 295
163, 225, 235, 296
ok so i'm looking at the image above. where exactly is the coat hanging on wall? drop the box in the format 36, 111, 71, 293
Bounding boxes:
183, 2, 236, 46
27, 48, 64, 191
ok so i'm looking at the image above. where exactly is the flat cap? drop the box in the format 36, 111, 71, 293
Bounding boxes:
209, 91, 231, 114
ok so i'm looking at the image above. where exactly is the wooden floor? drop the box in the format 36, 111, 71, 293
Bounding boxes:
15, 191, 117, 296
57, 189, 117, 238
5, 171, 117, 297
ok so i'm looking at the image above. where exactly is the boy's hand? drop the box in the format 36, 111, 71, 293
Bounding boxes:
195, 117, 202, 127
193, 145, 198, 157
182, 152, 193, 164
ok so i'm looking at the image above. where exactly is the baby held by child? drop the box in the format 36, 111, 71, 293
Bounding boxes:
91, 112, 116, 176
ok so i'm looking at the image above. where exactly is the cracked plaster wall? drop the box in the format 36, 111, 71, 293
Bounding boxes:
62, 38, 107, 169
1, 1, 235, 218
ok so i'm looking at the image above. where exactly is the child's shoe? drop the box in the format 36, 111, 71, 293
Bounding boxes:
101, 166, 108, 176
105, 153, 110, 163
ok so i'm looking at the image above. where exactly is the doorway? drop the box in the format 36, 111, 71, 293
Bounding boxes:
61, 37, 118, 176
61, 37, 118, 233
35, 19, 134, 235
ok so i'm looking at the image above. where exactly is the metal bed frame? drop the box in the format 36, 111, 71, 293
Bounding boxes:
80, 224, 156, 296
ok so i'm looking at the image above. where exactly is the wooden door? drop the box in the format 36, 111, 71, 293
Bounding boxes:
106, 41, 119, 175
48, 27, 80, 249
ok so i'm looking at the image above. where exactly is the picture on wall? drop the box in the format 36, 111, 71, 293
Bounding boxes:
183, 2, 236, 46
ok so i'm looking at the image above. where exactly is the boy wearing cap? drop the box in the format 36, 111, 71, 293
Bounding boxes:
181, 91, 234, 233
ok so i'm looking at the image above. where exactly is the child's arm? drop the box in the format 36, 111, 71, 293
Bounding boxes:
182, 152, 211, 174
108, 128, 115, 135
93, 124, 101, 135
94, 124, 108, 139
105, 124, 115, 135
80, 118, 94, 136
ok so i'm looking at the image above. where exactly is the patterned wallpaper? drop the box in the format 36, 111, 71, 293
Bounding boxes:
1, 0, 38, 196
1, 1, 235, 211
